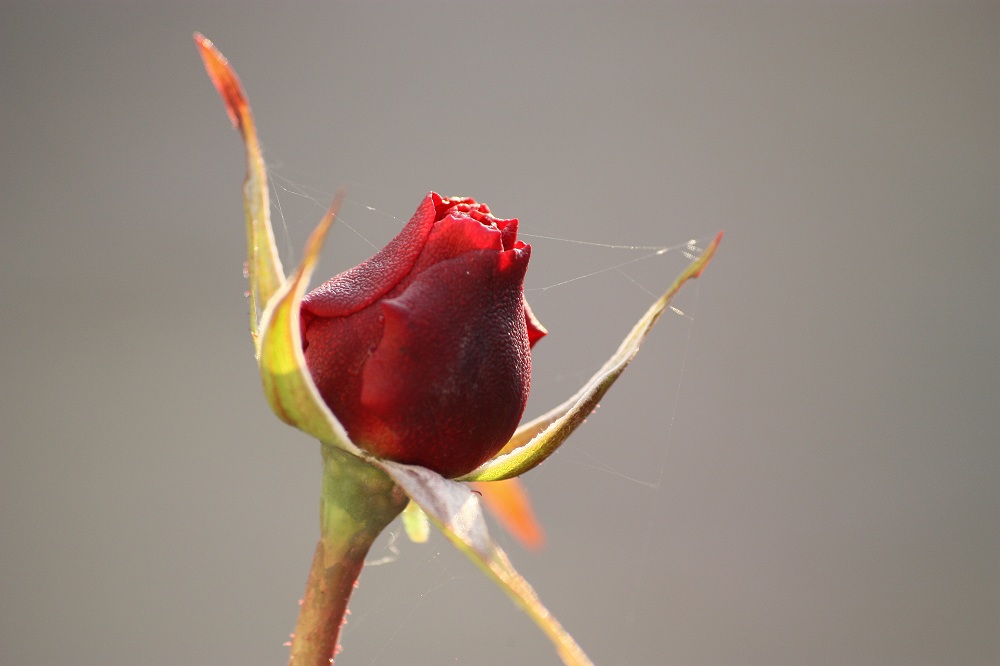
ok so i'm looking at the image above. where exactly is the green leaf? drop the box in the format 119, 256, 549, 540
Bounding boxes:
375, 460, 594, 666
256, 192, 363, 456
459, 232, 723, 482
195, 34, 285, 359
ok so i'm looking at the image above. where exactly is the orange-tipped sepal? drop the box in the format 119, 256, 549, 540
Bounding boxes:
472, 478, 545, 550
194, 33, 250, 132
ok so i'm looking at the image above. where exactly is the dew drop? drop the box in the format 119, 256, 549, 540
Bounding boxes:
243, 290, 251, 299
242, 261, 249, 279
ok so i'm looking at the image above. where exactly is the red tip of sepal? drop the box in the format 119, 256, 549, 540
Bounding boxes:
470, 478, 546, 551
691, 231, 723, 279
194, 33, 249, 132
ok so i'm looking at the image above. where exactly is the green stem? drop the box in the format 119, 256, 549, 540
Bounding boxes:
288, 446, 408, 666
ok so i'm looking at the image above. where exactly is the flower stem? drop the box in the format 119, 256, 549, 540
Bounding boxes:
288, 446, 408, 666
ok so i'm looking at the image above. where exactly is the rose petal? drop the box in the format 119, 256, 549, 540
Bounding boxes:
359, 247, 533, 478
302, 192, 438, 318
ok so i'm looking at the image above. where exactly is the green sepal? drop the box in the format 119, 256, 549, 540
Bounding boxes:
374, 460, 594, 666
195, 34, 284, 359
256, 192, 365, 457
459, 232, 723, 482
401, 500, 430, 544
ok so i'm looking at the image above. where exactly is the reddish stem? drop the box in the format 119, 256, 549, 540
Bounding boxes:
288, 446, 407, 666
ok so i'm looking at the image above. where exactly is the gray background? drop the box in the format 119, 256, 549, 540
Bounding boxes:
2, 2, 997, 665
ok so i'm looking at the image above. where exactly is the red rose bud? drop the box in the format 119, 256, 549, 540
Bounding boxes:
301, 193, 547, 478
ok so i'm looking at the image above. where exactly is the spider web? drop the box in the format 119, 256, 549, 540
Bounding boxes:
260, 164, 714, 664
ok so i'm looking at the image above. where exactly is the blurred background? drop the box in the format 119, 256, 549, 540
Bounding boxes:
2, 2, 997, 664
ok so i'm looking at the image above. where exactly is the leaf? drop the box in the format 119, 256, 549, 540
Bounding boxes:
195, 33, 285, 359
459, 232, 723, 482
376, 460, 593, 666
257, 192, 363, 457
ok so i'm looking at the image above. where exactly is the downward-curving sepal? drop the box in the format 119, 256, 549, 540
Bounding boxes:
374, 460, 593, 666
459, 232, 723, 482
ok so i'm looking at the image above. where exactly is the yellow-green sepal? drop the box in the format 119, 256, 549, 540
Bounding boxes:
459, 232, 722, 482
374, 460, 594, 666
401, 500, 430, 544
195, 33, 285, 359
256, 193, 365, 456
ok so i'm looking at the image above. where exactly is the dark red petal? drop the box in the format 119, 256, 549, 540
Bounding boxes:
403, 213, 503, 283
435, 195, 478, 218
414, 212, 503, 267
359, 247, 533, 478
496, 217, 519, 251
302, 192, 438, 318
300, 302, 386, 434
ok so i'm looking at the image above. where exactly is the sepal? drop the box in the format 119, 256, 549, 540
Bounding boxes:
374, 460, 593, 666
195, 33, 285, 359
256, 192, 364, 457
459, 232, 723, 482
401, 500, 430, 544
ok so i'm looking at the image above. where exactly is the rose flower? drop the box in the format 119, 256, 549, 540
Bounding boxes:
197, 31, 720, 665
300, 192, 547, 478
